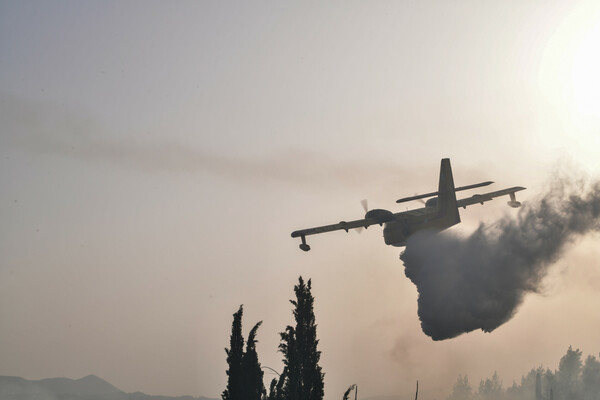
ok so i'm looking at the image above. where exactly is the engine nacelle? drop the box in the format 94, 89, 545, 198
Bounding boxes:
425, 197, 438, 208
365, 209, 394, 224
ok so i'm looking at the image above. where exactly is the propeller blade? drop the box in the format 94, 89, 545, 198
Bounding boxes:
360, 199, 368, 213
356, 199, 368, 234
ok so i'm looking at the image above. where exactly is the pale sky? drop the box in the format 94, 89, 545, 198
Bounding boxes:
1, 1, 600, 399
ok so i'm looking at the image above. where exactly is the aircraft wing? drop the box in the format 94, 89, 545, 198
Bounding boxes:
291, 217, 381, 238
457, 186, 526, 208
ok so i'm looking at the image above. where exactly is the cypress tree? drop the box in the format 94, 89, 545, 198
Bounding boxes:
278, 277, 324, 400
241, 321, 265, 400
222, 305, 244, 400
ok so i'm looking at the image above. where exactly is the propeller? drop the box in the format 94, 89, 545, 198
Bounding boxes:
356, 199, 369, 233
360, 199, 368, 213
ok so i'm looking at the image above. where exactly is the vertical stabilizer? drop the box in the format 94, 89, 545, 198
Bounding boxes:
437, 158, 461, 225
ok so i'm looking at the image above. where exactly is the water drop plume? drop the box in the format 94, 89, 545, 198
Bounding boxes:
401, 173, 600, 340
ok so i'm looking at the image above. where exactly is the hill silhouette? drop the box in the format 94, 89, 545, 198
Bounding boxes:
0, 375, 217, 400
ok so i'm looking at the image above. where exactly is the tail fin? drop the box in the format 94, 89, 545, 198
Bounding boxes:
437, 158, 461, 225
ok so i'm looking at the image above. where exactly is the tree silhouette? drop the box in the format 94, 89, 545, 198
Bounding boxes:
478, 372, 503, 400
448, 375, 472, 400
556, 346, 583, 399
241, 321, 265, 400
278, 277, 324, 400
222, 305, 265, 400
342, 384, 356, 400
447, 347, 600, 400
582, 354, 600, 400
223, 305, 244, 400
266, 369, 287, 400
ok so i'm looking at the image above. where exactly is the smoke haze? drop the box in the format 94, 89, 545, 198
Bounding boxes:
401, 174, 600, 340
0, 95, 416, 190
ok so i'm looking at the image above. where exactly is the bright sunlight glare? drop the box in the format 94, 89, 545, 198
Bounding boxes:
537, 0, 600, 172
571, 21, 600, 119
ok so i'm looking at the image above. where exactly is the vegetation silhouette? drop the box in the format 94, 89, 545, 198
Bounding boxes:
223, 277, 324, 400
220, 283, 599, 400
269, 277, 324, 400
447, 346, 600, 400
343, 384, 356, 400
222, 305, 265, 400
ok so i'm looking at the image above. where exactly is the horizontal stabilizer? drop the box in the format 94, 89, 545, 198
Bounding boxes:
396, 181, 493, 204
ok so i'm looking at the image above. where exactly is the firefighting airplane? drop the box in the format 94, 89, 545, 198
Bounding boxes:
291, 158, 525, 251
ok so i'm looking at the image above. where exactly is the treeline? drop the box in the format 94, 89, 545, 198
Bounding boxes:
222, 276, 325, 400
448, 346, 600, 400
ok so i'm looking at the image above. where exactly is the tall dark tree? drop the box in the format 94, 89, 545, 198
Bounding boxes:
241, 321, 265, 400
223, 305, 266, 400
223, 305, 244, 400
278, 277, 324, 400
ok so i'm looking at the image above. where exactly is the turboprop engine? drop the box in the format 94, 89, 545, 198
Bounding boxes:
365, 209, 394, 224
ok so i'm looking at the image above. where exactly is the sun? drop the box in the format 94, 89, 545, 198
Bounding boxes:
570, 21, 600, 119
537, 1, 600, 171
539, 1, 600, 121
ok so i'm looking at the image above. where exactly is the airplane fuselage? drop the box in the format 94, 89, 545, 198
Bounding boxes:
383, 206, 460, 246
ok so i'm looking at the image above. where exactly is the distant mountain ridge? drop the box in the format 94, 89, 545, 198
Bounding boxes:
0, 375, 217, 400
